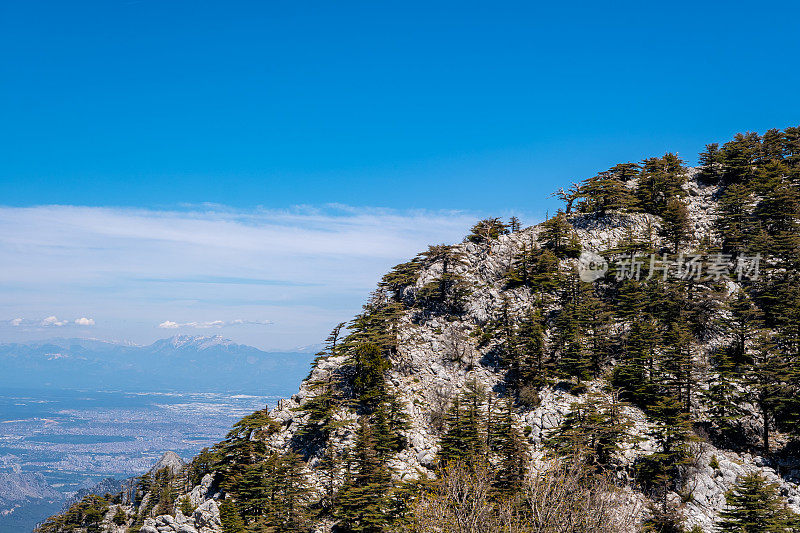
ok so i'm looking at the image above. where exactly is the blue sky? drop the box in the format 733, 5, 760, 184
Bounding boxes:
1, 1, 799, 349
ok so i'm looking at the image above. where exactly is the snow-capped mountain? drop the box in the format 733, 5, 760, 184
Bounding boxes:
0, 336, 315, 394
148, 334, 259, 353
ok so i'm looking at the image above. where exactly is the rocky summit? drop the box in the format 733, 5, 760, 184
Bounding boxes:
37, 127, 800, 532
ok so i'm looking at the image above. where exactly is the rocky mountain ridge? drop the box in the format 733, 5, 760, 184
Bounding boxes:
38, 129, 800, 532
258, 169, 796, 531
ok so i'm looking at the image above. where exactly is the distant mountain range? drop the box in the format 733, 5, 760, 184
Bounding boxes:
0, 335, 316, 394
0, 466, 61, 505
0, 466, 62, 533
0, 452, 187, 533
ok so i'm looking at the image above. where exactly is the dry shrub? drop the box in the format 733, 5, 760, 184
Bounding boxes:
427, 383, 453, 435
443, 324, 476, 368
405, 459, 640, 533
521, 460, 641, 533
405, 462, 512, 533
517, 384, 541, 409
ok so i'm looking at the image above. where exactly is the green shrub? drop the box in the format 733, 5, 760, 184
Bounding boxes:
179, 496, 195, 516
112, 507, 127, 525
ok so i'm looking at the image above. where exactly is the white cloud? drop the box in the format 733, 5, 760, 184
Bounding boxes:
6, 316, 96, 328
0, 205, 477, 270
158, 319, 272, 329
229, 319, 272, 326
40, 316, 68, 327
0, 204, 506, 348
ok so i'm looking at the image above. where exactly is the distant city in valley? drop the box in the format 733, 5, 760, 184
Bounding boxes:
0, 336, 315, 533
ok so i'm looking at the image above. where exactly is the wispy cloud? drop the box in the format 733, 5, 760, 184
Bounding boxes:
157, 319, 272, 329
0, 204, 483, 349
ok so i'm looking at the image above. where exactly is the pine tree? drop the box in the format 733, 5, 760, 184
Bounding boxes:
220, 499, 247, 533
761, 128, 785, 163
698, 143, 723, 184
350, 342, 390, 409
491, 295, 520, 380
214, 409, 278, 491
702, 348, 741, 440
467, 217, 509, 244
744, 330, 787, 453
491, 399, 528, 495
112, 507, 127, 526
347, 289, 404, 358
637, 393, 694, 513
383, 395, 410, 452
316, 445, 343, 513
335, 416, 393, 532
296, 327, 348, 451
636, 153, 687, 216
578, 164, 638, 214
552, 271, 605, 383
553, 182, 582, 214
310, 322, 346, 370
379, 259, 423, 303
296, 327, 348, 448
437, 380, 486, 467
660, 197, 691, 252
659, 284, 696, 414
540, 210, 581, 258
546, 392, 631, 470
642, 505, 686, 533
505, 242, 561, 296
295, 377, 344, 448
611, 281, 661, 408
234, 455, 277, 522
517, 306, 548, 388
437, 395, 464, 466
720, 131, 762, 184
716, 182, 757, 255
784, 126, 800, 170
505, 240, 534, 288
582, 280, 612, 376
610, 220, 658, 256
229, 452, 308, 530
726, 290, 763, 369
271, 452, 311, 532
371, 401, 396, 460
717, 472, 798, 532
753, 161, 800, 265
189, 446, 218, 486
703, 290, 794, 450
415, 245, 472, 315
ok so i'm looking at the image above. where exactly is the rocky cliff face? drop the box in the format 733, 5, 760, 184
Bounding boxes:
43, 166, 800, 533
267, 169, 796, 532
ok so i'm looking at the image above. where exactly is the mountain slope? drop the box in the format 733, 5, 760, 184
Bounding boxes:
38, 127, 800, 533
0, 467, 63, 533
